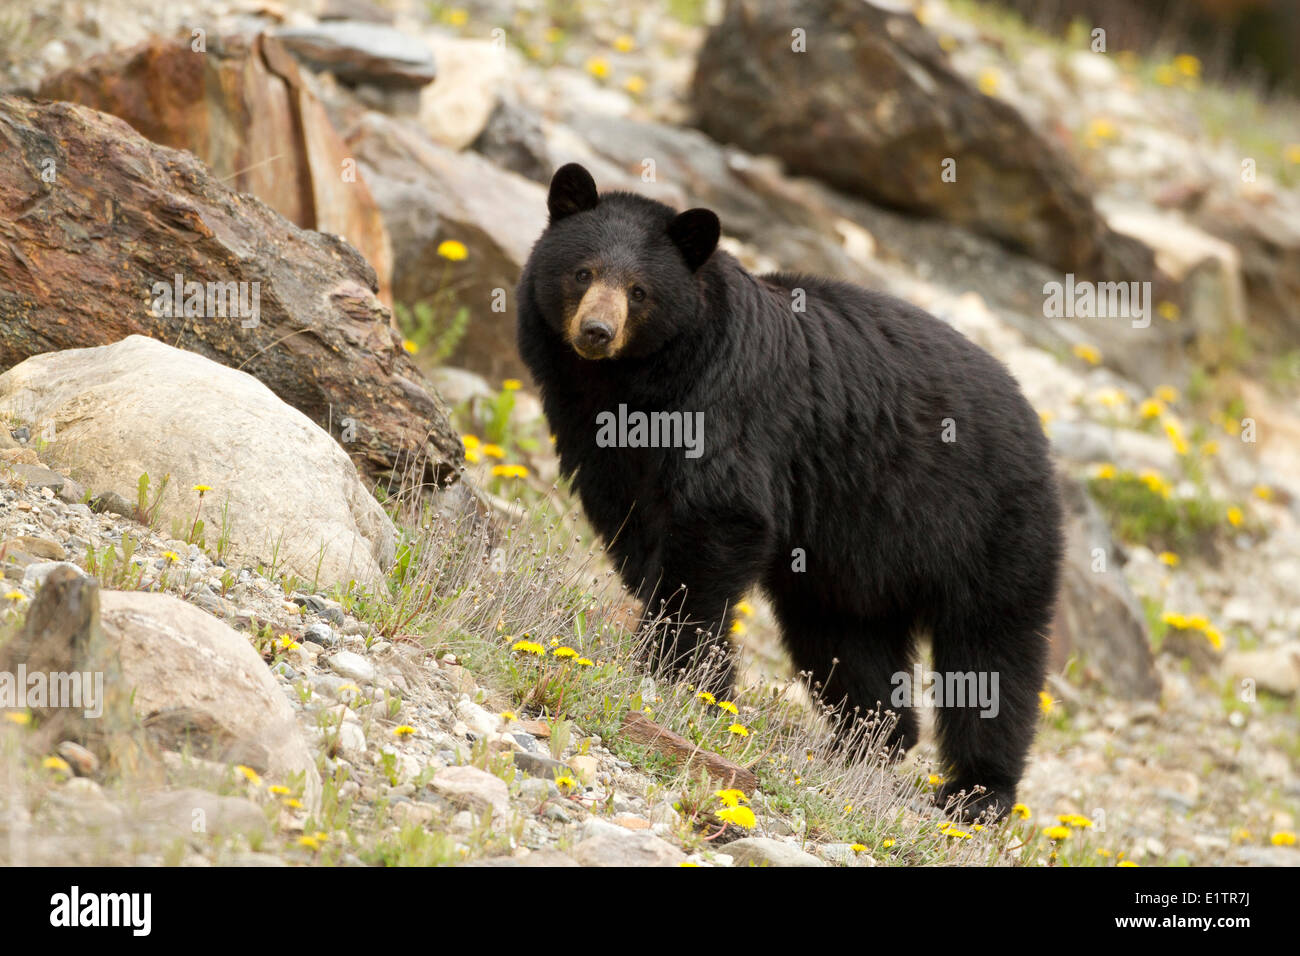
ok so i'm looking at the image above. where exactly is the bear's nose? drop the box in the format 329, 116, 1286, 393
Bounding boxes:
578, 319, 613, 349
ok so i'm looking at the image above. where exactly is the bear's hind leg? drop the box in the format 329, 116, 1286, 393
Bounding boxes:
929, 608, 1049, 822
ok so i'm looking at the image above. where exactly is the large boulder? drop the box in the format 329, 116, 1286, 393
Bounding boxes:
39, 34, 395, 305
690, 0, 1158, 282
0, 335, 397, 588
1050, 477, 1161, 701
0, 94, 462, 485
98, 589, 322, 810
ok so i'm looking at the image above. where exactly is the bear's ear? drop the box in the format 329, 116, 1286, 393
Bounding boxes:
667, 208, 720, 272
547, 163, 599, 223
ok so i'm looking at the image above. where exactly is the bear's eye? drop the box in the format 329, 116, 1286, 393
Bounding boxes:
630, 286, 646, 302
575, 268, 593, 284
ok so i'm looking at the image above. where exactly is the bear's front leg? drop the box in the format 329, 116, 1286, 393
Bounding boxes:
634, 510, 772, 695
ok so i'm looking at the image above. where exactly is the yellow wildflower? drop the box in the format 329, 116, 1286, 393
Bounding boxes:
437, 239, 468, 261
1072, 343, 1102, 365
717, 806, 756, 829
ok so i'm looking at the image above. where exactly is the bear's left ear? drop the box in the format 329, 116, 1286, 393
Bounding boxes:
668, 208, 720, 272
547, 163, 600, 223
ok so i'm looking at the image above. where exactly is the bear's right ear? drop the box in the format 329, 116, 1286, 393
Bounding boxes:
547, 164, 599, 223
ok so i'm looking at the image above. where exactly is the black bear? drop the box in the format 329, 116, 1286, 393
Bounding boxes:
516, 163, 1062, 820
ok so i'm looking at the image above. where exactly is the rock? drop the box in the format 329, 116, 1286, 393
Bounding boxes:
0, 335, 396, 588
56, 741, 100, 777
2, 536, 66, 561
22, 561, 87, 589
348, 111, 546, 380
419, 37, 510, 150
275, 22, 437, 89
137, 788, 268, 840
327, 650, 376, 683
1222, 646, 1300, 698
0, 463, 71, 497
1050, 477, 1161, 701
568, 754, 599, 785
1194, 189, 1300, 342
455, 697, 500, 736
430, 765, 511, 822
570, 832, 687, 867
725, 837, 827, 868
819, 843, 877, 866
0, 95, 462, 486
690, 0, 1160, 282
97, 590, 322, 811
303, 622, 340, 648
471, 97, 553, 184
39, 35, 394, 305
511, 751, 571, 779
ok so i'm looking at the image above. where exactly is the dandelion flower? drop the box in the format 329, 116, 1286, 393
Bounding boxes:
1072, 343, 1102, 365
585, 57, 611, 79
1157, 551, 1179, 567
1253, 485, 1273, 501
1138, 399, 1164, 419
268, 785, 291, 796
623, 75, 647, 95
1012, 804, 1031, 820
576, 657, 594, 667
736, 601, 755, 616
613, 34, 635, 53
695, 691, 716, 705
553, 646, 578, 659
850, 843, 868, 853
882, 838, 896, 849
235, 765, 262, 787
43, 756, 71, 773
481, 443, 505, 459
1270, 831, 1296, 846
1043, 825, 1071, 841
502, 378, 522, 391
1154, 385, 1179, 404
1227, 506, 1243, 528
1039, 691, 1054, 715
728, 723, 750, 737
437, 239, 469, 261
555, 775, 578, 792
717, 700, 739, 715
1117, 860, 1139, 867
717, 806, 756, 829
511, 640, 545, 655
394, 725, 416, 737
715, 789, 748, 808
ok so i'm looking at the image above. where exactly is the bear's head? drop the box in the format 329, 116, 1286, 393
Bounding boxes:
525, 163, 720, 361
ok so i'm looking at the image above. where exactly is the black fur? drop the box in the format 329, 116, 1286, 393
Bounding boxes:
516, 166, 1063, 820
